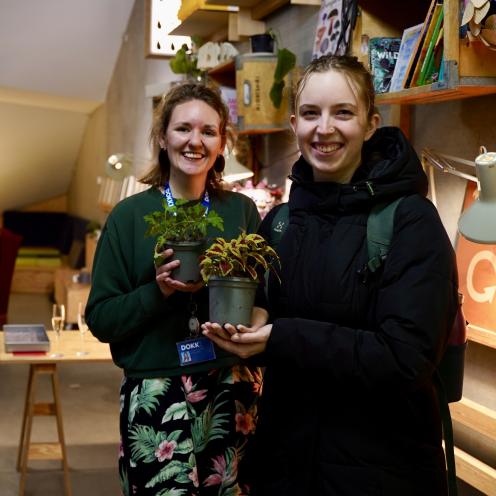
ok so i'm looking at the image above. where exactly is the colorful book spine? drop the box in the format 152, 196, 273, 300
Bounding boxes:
402, 0, 437, 88
417, 9, 444, 86
409, 2, 443, 87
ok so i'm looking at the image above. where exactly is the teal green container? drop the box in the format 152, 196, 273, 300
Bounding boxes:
208, 276, 258, 326
166, 240, 206, 283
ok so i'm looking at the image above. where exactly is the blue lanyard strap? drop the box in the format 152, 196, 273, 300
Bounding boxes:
163, 182, 210, 215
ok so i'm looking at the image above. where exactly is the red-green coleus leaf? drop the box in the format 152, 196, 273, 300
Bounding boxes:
220, 260, 234, 276
250, 252, 269, 269
208, 243, 225, 254
246, 265, 258, 280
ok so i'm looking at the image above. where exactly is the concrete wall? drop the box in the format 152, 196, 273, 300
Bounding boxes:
68, 0, 181, 223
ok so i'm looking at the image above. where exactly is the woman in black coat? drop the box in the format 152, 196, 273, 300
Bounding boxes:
202, 55, 458, 496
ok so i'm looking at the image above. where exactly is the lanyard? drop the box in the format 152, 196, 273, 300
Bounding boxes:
163, 182, 210, 215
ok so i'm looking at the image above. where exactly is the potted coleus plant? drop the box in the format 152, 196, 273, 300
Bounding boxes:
199, 232, 280, 326
144, 199, 224, 283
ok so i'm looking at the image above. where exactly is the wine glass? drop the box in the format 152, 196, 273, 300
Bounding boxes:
50, 303, 65, 358
76, 302, 89, 356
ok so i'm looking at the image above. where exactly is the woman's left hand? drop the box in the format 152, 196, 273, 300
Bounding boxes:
201, 322, 272, 359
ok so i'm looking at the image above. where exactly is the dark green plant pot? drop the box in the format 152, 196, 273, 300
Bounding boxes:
250, 33, 274, 53
208, 276, 258, 326
162, 240, 206, 283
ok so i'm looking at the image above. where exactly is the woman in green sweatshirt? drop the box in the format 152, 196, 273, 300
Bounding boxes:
86, 83, 266, 495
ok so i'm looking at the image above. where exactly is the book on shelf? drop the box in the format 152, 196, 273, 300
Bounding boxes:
416, 8, 444, 86
368, 37, 402, 94
389, 23, 424, 93
423, 27, 444, 85
409, 2, 443, 88
3, 324, 50, 353
402, 0, 438, 89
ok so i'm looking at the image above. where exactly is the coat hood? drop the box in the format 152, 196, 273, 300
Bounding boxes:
289, 127, 428, 212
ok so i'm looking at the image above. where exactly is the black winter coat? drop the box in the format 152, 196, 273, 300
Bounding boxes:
253, 127, 458, 496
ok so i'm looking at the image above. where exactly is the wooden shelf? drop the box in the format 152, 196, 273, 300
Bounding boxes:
467, 324, 496, 350
205, 0, 320, 21
170, 9, 233, 40
208, 59, 236, 87
377, 80, 496, 106
454, 446, 496, 496
450, 397, 496, 442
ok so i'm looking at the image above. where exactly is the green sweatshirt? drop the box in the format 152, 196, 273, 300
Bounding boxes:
86, 187, 261, 378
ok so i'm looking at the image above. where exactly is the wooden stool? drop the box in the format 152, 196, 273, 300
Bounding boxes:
17, 364, 72, 496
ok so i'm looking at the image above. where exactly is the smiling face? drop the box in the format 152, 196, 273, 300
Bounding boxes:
161, 99, 225, 185
290, 69, 379, 183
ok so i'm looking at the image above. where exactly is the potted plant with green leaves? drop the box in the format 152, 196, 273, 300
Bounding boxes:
249, 29, 297, 109
144, 199, 224, 283
199, 232, 280, 325
169, 36, 205, 81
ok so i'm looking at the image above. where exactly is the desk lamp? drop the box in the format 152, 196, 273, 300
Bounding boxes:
458, 147, 496, 244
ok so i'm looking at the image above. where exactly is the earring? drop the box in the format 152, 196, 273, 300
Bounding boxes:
214, 154, 225, 173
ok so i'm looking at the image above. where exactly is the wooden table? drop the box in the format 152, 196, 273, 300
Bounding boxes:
0, 331, 112, 496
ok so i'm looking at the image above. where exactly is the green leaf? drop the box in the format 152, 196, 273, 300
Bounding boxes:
156, 488, 188, 496
191, 397, 230, 453
162, 401, 189, 423
129, 424, 167, 464
273, 48, 296, 82
145, 460, 191, 488
270, 80, 285, 109
136, 378, 172, 416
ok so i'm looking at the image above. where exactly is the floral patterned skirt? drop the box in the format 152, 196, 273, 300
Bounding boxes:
119, 365, 262, 496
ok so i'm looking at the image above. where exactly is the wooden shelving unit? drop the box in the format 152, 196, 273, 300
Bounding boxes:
354, 0, 496, 110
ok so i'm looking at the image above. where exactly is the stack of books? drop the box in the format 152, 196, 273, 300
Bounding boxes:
389, 0, 445, 92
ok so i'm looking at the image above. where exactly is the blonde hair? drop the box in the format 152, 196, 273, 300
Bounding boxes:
294, 55, 377, 122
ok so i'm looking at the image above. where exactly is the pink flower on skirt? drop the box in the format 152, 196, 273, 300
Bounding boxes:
154, 440, 177, 462
181, 375, 208, 403
235, 412, 255, 435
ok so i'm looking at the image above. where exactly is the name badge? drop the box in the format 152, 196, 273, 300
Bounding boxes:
176, 337, 216, 366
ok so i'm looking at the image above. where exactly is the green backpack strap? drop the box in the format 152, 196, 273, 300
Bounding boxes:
366, 197, 404, 273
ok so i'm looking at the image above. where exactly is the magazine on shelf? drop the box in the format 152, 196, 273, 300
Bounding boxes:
368, 37, 401, 94
3, 324, 50, 353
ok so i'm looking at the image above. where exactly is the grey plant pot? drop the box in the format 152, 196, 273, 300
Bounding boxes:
208, 276, 258, 326
165, 240, 206, 283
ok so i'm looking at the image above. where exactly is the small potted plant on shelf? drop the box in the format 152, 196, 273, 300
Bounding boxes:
199, 232, 280, 325
170, 36, 206, 81
144, 200, 224, 283
249, 29, 296, 109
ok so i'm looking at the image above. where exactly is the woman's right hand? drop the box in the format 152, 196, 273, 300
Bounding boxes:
155, 248, 204, 297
